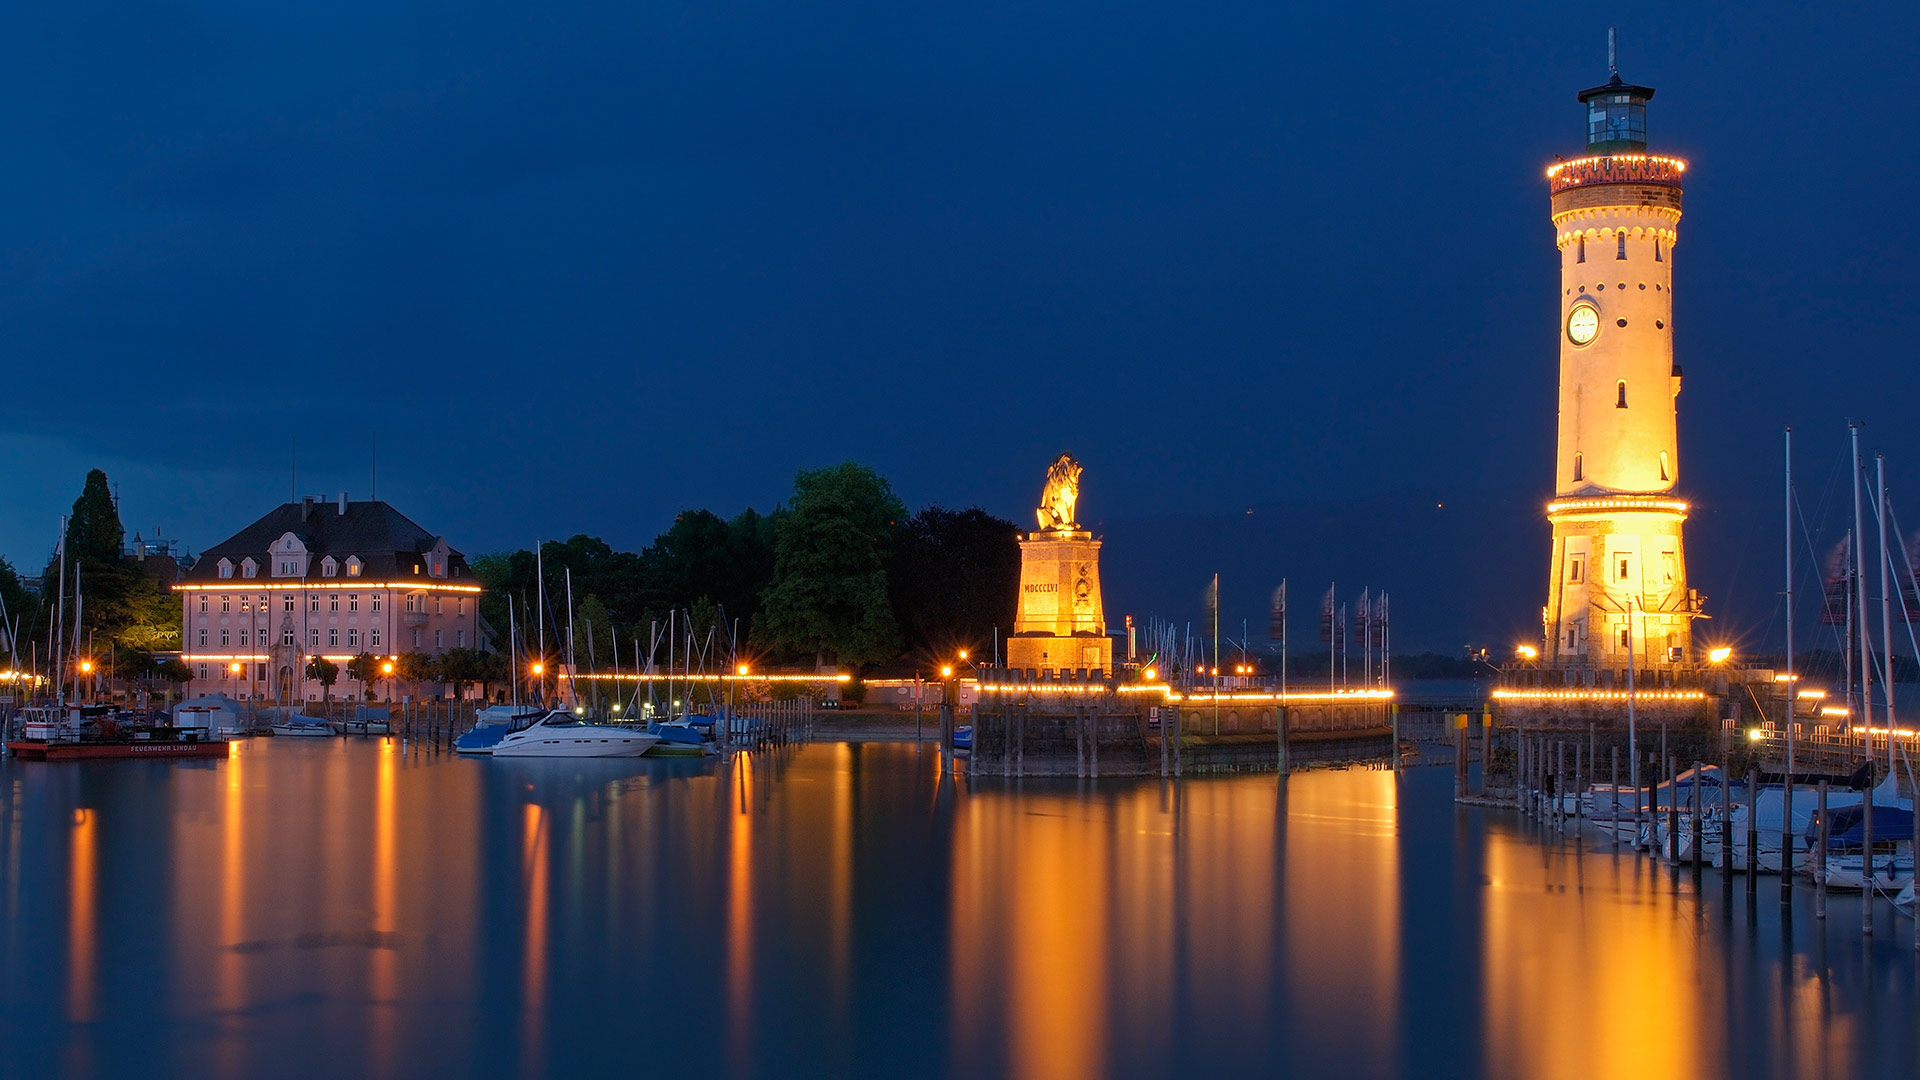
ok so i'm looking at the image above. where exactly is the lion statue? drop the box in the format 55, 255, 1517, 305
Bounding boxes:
1036, 453, 1083, 531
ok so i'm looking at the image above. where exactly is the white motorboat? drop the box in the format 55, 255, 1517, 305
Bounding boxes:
490, 711, 661, 758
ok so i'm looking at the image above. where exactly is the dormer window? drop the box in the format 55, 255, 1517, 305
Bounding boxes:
241, 558, 258, 579
321, 556, 338, 578
345, 556, 362, 578
218, 558, 234, 579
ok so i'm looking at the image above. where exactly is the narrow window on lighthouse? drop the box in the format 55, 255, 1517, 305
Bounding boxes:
1655, 237, 1663, 262
1616, 233, 1627, 259
1572, 452, 1584, 482
1616, 381, 1628, 408
1659, 451, 1670, 482
1576, 235, 1586, 263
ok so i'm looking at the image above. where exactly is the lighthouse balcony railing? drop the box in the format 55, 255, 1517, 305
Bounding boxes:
1546, 154, 1686, 195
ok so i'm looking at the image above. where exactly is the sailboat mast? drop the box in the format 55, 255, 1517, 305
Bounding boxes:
1783, 428, 1795, 795
1879, 454, 1894, 772
1852, 424, 1871, 747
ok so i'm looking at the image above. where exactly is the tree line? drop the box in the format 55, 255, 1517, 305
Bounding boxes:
473, 462, 1021, 676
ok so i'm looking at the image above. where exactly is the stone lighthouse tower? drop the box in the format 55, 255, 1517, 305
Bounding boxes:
1541, 54, 1702, 669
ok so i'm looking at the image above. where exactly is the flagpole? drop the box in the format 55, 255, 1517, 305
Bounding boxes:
1212, 572, 1221, 736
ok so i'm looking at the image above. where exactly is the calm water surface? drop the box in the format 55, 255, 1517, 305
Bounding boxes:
1, 740, 1914, 1079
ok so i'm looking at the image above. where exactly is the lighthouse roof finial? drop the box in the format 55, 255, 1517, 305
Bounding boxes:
1608, 27, 1618, 79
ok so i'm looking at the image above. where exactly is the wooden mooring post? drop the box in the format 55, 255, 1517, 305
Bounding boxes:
1610, 746, 1620, 845
1815, 780, 1828, 921
1746, 767, 1760, 898
1690, 759, 1703, 881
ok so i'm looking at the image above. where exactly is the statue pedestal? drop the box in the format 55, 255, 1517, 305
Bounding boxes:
1004, 529, 1113, 676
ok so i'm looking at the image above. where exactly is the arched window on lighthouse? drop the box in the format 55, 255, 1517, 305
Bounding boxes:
1576, 235, 1586, 263
1655, 236, 1664, 262
1616, 381, 1628, 408
1659, 451, 1670, 482
1616, 232, 1627, 259
1572, 452, 1584, 482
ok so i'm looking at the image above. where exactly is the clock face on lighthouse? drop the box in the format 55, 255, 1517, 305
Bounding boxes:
1566, 303, 1600, 346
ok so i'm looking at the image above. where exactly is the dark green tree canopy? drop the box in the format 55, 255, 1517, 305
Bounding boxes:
753, 462, 905, 668
889, 506, 1020, 663
65, 469, 124, 566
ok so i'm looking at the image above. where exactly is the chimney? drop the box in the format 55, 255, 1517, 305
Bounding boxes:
338, 491, 348, 516
301, 496, 314, 522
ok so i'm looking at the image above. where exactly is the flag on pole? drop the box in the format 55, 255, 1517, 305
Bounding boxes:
1372, 592, 1389, 647
1268, 581, 1287, 640
1354, 588, 1370, 645
1335, 603, 1345, 643
1319, 585, 1335, 642
1820, 535, 1850, 626
1203, 573, 1219, 623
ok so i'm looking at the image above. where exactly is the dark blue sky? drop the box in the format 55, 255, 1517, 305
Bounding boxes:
3, 2, 1915, 651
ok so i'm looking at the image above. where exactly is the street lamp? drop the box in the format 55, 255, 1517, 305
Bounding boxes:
1515, 645, 1538, 661
381, 660, 394, 705
1708, 646, 1732, 664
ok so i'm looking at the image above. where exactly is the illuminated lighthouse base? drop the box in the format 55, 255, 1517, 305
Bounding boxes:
1542, 495, 1697, 667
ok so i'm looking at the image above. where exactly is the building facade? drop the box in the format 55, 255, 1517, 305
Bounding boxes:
175, 494, 482, 703
1540, 65, 1703, 668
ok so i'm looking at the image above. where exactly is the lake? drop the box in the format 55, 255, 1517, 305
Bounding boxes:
0, 739, 1912, 1078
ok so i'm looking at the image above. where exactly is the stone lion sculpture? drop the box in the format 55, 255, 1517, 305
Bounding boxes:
1036, 453, 1082, 531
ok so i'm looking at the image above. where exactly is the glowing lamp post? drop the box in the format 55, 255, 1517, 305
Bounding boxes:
381, 660, 394, 704
1707, 647, 1732, 664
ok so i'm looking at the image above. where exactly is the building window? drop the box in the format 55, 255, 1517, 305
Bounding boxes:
412, 629, 422, 648
221, 595, 231, 613
242, 560, 256, 579
435, 629, 444, 649
257, 663, 267, 681
1659, 451, 1671, 482
1616, 381, 1628, 409
1618, 558, 1630, 581
198, 628, 208, 647
310, 595, 321, 612
284, 595, 295, 612
1569, 558, 1583, 583
1616, 233, 1627, 259
239, 629, 249, 647
221, 629, 231, 646
326, 595, 337, 612
371, 595, 382, 612
456, 598, 465, 617
1572, 452, 1583, 482
1662, 551, 1676, 585
456, 629, 466, 648
1620, 628, 1630, 648
1655, 237, 1663, 262
310, 627, 321, 648
370, 628, 382, 648
406, 595, 418, 613
321, 557, 337, 577
348, 595, 359, 612
328, 628, 339, 648
198, 664, 208, 681
347, 558, 362, 577
218, 559, 233, 579
199, 596, 209, 614
283, 628, 295, 647
1576, 235, 1586, 263
239, 599, 249, 613
347, 628, 359, 648
435, 596, 444, 615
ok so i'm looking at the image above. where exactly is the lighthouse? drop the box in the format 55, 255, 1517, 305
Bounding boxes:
1541, 52, 1702, 668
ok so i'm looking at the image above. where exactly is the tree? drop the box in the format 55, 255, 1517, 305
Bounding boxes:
395, 651, 441, 697
753, 463, 905, 668
347, 652, 382, 699
65, 469, 124, 566
156, 657, 193, 685
440, 647, 485, 700
0, 557, 43, 670
889, 506, 1021, 662
305, 656, 340, 712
